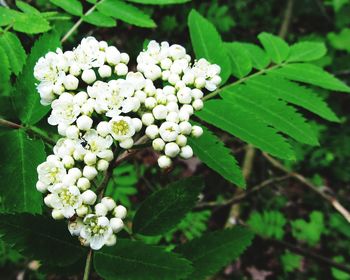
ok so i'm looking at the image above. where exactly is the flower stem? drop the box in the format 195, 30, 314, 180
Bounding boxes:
61, 2, 100, 43
83, 249, 93, 280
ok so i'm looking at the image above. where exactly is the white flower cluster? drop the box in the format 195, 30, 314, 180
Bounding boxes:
34, 37, 221, 250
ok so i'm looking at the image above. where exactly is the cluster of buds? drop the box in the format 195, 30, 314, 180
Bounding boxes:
34, 37, 221, 250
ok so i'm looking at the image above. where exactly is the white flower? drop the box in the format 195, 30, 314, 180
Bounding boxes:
180, 145, 193, 159
109, 116, 136, 141
159, 122, 180, 142
97, 159, 109, 171
37, 158, 66, 186
76, 129, 113, 158
77, 115, 93, 131
106, 46, 121, 65
164, 142, 180, 158
152, 138, 165, 151
83, 165, 98, 180
110, 218, 124, 233
80, 215, 114, 250
48, 93, 80, 126
50, 185, 83, 218
68, 218, 84, 236
82, 69, 97, 84
98, 65, 112, 78
115, 63, 128, 76
158, 155, 172, 168
113, 205, 127, 219
81, 190, 97, 205
53, 138, 77, 158
152, 105, 168, 120
119, 138, 134, 149
191, 125, 203, 138
125, 72, 146, 90
77, 177, 91, 191
101, 197, 116, 211
63, 74, 79, 90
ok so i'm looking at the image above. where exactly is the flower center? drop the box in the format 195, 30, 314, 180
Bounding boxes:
87, 218, 108, 236
59, 189, 78, 206
112, 120, 129, 135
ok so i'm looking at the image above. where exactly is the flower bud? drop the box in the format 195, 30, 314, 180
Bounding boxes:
191, 88, 203, 99
110, 218, 124, 233
77, 177, 91, 191
101, 197, 117, 211
96, 121, 110, 137
95, 203, 108, 216
62, 155, 75, 169
180, 145, 193, 159
115, 63, 128, 76
68, 167, 82, 180
77, 115, 93, 131
66, 125, 79, 139
82, 69, 97, 84
44, 194, 54, 207
82, 190, 97, 205
152, 138, 165, 151
119, 138, 134, 149
158, 155, 172, 169
132, 118, 142, 132
165, 142, 180, 158
191, 125, 203, 138
178, 110, 189, 122
145, 125, 159, 139
113, 205, 127, 219
84, 152, 97, 166
194, 77, 206, 88
69, 63, 81, 76
98, 65, 112, 78
176, 135, 187, 147
68, 219, 83, 236
145, 97, 157, 109
120, 52, 130, 64
97, 159, 109, 171
83, 166, 98, 180
99, 149, 114, 161
58, 123, 68, 136
142, 113, 155, 126
52, 209, 64, 220
106, 234, 117, 246
183, 72, 195, 85
192, 99, 203, 111
36, 181, 47, 193
63, 74, 79, 90
152, 105, 168, 120
62, 174, 76, 186
106, 46, 121, 65
179, 121, 192, 135
76, 205, 89, 217
160, 58, 172, 69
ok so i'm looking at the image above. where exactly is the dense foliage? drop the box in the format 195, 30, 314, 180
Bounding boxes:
0, 0, 350, 279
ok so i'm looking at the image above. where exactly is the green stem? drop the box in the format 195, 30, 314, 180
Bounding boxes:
83, 249, 93, 280
61, 1, 100, 43
203, 64, 283, 101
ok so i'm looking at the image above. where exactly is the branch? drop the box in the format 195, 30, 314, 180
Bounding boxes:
83, 249, 93, 280
271, 238, 350, 274
114, 135, 149, 166
196, 175, 290, 209
278, 0, 294, 39
263, 153, 350, 223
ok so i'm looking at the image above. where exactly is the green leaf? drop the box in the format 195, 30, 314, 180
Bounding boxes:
175, 227, 254, 280
188, 124, 245, 187
188, 9, 231, 83
83, 11, 117, 27
50, 0, 83, 16
0, 213, 86, 266
221, 85, 319, 145
281, 251, 301, 272
15, 32, 61, 125
97, 0, 156, 28
327, 28, 350, 52
258, 32, 290, 64
224, 42, 252, 78
0, 130, 45, 214
94, 239, 193, 280
287, 42, 327, 62
0, 32, 26, 75
127, 0, 191, 4
0, 47, 10, 96
237, 42, 270, 70
271, 63, 350, 92
247, 211, 286, 240
16, 1, 41, 14
133, 177, 204, 235
0, 7, 15, 26
196, 100, 295, 160
247, 75, 340, 122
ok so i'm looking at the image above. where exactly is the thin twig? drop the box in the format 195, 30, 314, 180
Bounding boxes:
83, 249, 93, 280
271, 239, 350, 274
263, 153, 350, 223
196, 175, 290, 209
278, 0, 294, 39
0, 118, 57, 145
61, 3, 99, 43
114, 135, 149, 166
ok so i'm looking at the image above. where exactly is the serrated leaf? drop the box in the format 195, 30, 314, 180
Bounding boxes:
0, 32, 26, 75
221, 85, 319, 145
50, 0, 83, 16
0, 7, 15, 26
83, 10, 117, 27
15, 32, 61, 125
188, 124, 245, 187
287, 42, 327, 62
258, 32, 290, 64
133, 177, 204, 235
94, 239, 193, 280
0, 213, 86, 266
196, 100, 295, 160
0, 130, 45, 213
327, 28, 350, 52
127, 0, 191, 4
0, 47, 10, 96
224, 42, 252, 78
188, 9, 231, 83
97, 0, 156, 28
175, 227, 254, 280
248, 75, 339, 122
16, 1, 40, 14
237, 42, 270, 70
271, 63, 350, 92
